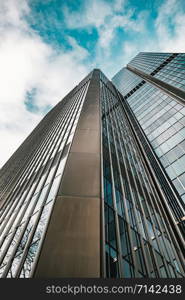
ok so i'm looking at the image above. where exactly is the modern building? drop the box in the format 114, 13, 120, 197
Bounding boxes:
0, 53, 185, 278
112, 52, 185, 234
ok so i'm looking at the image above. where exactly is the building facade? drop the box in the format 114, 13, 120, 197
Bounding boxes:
0, 53, 185, 278
112, 52, 185, 237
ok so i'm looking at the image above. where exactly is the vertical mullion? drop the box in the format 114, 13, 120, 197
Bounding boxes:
0, 92, 74, 234
109, 99, 151, 277
119, 89, 185, 273
115, 100, 162, 277
106, 86, 150, 277
0, 84, 86, 269
103, 84, 124, 278
4, 81, 89, 278
100, 81, 106, 278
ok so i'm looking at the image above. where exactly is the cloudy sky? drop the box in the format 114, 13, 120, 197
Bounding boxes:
0, 0, 185, 167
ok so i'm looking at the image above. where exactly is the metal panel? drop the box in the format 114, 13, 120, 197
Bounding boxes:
33, 69, 102, 277
71, 129, 100, 154
58, 152, 100, 197
33, 196, 100, 277
77, 104, 100, 130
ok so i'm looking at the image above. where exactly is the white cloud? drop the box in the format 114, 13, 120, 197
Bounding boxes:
98, 10, 146, 49
155, 0, 185, 52
113, 0, 126, 12
0, 0, 90, 167
63, 0, 145, 51
63, 0, 185, 75
63, 0, 112, 29
62, 0, 150, 79
0, 0, 30, 30
123, 41, 138, 63
111, 0, 185, 77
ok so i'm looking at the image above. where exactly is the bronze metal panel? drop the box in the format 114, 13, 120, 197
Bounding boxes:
71, 129, 100, 154
34, 70, 102, 278
77, 104, 100, 130
33, 196, 100, 278
58, 152, 100, 197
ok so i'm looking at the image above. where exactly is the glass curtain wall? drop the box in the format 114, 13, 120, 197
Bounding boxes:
112, 66, 185, 229
100, 72, 185, 278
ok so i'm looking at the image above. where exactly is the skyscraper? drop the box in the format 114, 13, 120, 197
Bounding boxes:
112, 52, 185, 236
0, 53, 185, 278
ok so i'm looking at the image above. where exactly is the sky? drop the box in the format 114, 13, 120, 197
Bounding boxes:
0, 0, 185, 167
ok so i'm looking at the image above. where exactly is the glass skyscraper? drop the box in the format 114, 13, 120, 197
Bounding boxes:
0, 53, 185, 278
112, 52, 185, 232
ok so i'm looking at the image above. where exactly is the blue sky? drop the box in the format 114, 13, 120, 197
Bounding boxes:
0, 0, 185, 166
